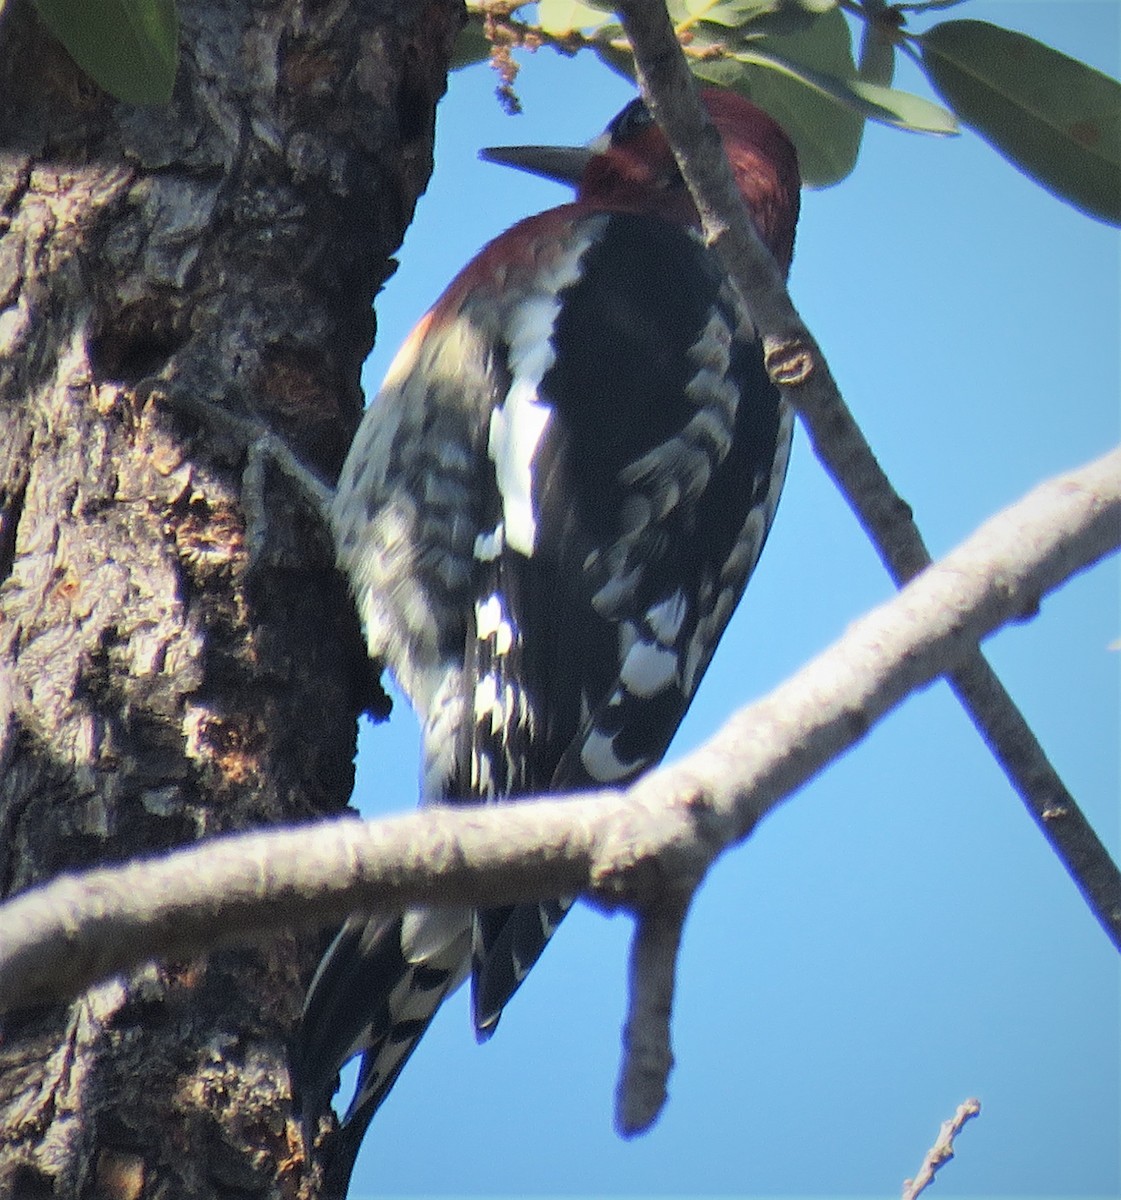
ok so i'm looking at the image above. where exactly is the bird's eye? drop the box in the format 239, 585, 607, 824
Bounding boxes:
606, 98, 655, 144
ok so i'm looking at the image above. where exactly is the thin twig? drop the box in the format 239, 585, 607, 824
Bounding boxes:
615, 898, 688, 1136
613, 0, 1121, 952
902, 1098, 982, 1200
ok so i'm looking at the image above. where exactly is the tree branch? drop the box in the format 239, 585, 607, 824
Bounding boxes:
902, 1098, 982, 1200
2, 446, 1116, 1019
614, 0, 1121, 951
615, 897, 689, 1137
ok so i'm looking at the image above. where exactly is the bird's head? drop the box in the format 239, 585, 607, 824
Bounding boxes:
482, 88, 800, 276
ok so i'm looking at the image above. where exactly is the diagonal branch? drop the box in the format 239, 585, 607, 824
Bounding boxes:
2, 445, 1117, 1021
614, 0, 1121, 952
902, 1098, 982, 1200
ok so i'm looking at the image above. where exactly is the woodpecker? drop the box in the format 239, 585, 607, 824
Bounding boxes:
293, 87, 800, 1186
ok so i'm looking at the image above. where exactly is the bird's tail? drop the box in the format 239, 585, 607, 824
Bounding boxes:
292, 906, 470, 1189
471, 897, 574, 1036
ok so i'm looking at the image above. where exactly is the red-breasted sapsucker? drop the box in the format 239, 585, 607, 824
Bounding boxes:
293, 87, 801, 1184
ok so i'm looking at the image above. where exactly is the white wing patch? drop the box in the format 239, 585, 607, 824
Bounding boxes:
473, 672, 527, 734
619, 638, 678, 698
646, 590, 688, 643
473, 672, 502, 727
487, 220, 604, 557
580, 720, 647, 783
616, 590, 689, 699
590, 563, 643, 616
487, 382, 552, 557
475, 593, 515, 656
473, 523, 505, 562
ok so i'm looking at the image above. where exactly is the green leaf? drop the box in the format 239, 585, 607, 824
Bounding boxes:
693, 7, 863, 186
743, 44, 957, 133
920, 19, 1121, 224
680, 0, 835, 38
537, 0, 615, 35
857, 7, 895, 88
32, 0, 178, 105
451, 17, 492, 70
727, 0, 837, 39
678, 0, 783, 30
592, 37, 638, 82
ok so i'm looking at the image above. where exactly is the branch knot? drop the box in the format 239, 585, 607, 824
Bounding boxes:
763, 336, 815, 387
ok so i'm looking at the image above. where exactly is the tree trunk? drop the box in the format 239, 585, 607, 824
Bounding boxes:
0, 0, 461, 1195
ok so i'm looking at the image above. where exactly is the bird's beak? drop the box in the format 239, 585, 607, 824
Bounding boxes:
479, 144, 596, 188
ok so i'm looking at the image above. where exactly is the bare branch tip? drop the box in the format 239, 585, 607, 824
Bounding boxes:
613, 902, 689, 1140
901, 1097, 982, 1200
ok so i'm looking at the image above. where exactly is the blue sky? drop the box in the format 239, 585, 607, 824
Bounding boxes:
341, 2, 1120, 1195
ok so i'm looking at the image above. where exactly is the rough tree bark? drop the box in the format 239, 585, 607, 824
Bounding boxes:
0, 0, 461, 1195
